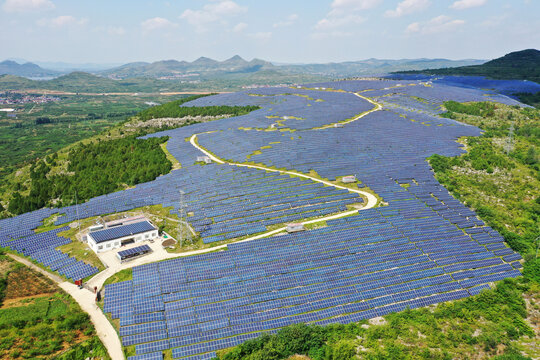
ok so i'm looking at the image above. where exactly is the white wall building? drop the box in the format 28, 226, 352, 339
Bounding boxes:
87, 220, 159, 253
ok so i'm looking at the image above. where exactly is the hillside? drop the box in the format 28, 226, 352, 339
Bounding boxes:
0, 72, 181, 93
280, 58, 485, 77
398, 49, 540, 83
0, 69, 325, 93
0, 60, 60, 78
101, 55, 276, 79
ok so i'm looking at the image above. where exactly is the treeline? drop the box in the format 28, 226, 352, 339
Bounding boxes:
515, 91, 540, 109
8, 136, 171, 214
218, 275, 536, 360
137, 94, 259, 121
442, 101, 496, 118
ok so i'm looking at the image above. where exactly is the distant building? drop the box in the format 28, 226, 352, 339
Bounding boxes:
286, 223, 305, 233
342, 175, 357, 183
197, 156, 212, 164
87, 220, 158, 253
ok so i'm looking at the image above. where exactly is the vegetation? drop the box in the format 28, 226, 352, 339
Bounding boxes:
0, 93, 181, 179
0, 70, 326, 94
398, 49, 540, 83
103, 268, 133, 287
515, 92, 540, 109
137, 94, 259, 121
218, 277, 538, 360
0, 254, 110, 359
7, 135, 171, 214
430, 102, 539, 255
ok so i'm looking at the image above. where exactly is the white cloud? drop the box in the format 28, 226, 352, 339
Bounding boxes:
385, 0, 431, 17
406, 22, 420, 33
37, 15, 87, 28
273, 14, 298, 28
311, 30, 353, 39
406, 15, 465, 34
2, 0, 54, 12
315, 0, 377, 33
329, 0, 382, 14
141, 17, 177, 32
232, 22, 247, 32
450, 0, 487, 10
315, 14, 365, 30
180, 0, 247, 32
107, 26, 125, 36
248, 32, 272, 40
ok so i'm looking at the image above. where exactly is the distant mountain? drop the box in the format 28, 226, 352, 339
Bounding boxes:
101, 55, 276, 79
0, 60, 60, 78
0, 72, 175, 93
0, 69, 325, 93
279, 58, 486, 77
396, 49, 540, 83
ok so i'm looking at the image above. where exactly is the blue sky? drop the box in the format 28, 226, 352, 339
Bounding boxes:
1, 0, 538, 64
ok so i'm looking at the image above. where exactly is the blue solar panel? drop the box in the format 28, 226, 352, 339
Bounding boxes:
118, 244, 152, 259
90, 221, 156, 243
1, 78, 526, 360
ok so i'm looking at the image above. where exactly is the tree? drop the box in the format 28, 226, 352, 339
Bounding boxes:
525, 146, 537, 165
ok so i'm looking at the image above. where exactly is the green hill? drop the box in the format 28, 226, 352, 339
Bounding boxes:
398, 49, 540, 83
0, 72, 180, 93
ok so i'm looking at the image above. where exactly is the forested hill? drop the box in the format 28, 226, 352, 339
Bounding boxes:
397, 49, 540, 83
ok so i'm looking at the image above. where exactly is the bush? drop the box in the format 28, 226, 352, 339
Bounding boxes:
523, 258, 540, 283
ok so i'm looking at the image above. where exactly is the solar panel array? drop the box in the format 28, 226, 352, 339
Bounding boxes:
118, 244, 152, 260
91, 221, 156, 243
104, 199, 521, 359
0, 78, 526, 358
0, 225, 99, 281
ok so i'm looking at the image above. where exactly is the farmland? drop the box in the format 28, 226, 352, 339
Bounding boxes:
0, 93, 189, 179
0, 77, 538, 360
0, 251, 109, 359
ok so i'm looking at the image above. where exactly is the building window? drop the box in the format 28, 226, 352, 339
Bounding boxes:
98, 245, 103, 250
145, 234, 149, 239
106, 243, 111, 248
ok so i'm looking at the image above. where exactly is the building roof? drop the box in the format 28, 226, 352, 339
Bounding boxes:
89, 220, 156, 243
117, 244, 152, 259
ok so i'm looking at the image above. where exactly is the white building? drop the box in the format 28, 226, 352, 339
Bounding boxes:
197, 155, 212, 164
342, 175, 357, 183
87, 220, 158, 253
286, 223, 305, 233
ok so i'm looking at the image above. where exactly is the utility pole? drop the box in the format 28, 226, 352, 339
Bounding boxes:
75, 190, 81, 234
504, 123, 515, 155
178, 190, 190, 246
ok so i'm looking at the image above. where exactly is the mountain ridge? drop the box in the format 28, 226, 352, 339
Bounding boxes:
395, 49, 540, 83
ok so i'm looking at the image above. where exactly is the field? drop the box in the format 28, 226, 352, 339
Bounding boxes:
0, 94, 184, 175
0, 252, 110, 359
0, 77, 538, 360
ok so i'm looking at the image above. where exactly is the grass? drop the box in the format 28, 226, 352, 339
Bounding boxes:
103, 268, 133, 287
160, 141, 182, 170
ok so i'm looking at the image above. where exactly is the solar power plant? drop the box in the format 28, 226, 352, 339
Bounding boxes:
0, 79, 525, 359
